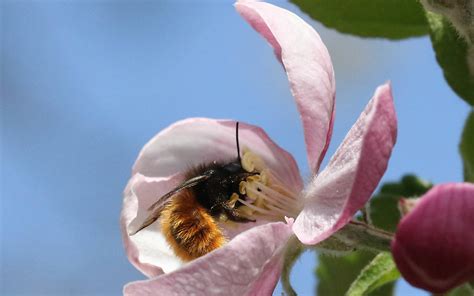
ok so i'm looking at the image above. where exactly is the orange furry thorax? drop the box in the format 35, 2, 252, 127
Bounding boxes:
160, 190, 227, 262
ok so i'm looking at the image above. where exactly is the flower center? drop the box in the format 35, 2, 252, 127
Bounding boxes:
231, 149, 301, 221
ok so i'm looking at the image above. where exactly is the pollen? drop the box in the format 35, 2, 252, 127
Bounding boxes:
237, 150, 301, 221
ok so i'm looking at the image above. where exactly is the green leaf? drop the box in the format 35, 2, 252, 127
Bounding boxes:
316, 251, 395, 296
426, 12, 474, 106
369, 175, 432, 232
291, 0, 428, 39
460, 112, 474, 182
346, 253, 400, 296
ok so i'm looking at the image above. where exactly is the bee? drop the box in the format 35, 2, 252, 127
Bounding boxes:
130, 122, 257, 262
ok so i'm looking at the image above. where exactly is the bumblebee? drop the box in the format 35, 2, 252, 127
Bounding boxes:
130, 122, 258, 261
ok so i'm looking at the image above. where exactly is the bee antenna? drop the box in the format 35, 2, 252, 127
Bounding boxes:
236, 121, 241, 163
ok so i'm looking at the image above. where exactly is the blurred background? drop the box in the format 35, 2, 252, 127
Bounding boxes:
1, 0, 470, 295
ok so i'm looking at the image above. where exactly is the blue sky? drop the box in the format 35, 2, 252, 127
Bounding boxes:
1, 1, 470, 295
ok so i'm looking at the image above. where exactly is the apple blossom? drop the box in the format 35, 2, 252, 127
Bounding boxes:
121, 1, 397, 294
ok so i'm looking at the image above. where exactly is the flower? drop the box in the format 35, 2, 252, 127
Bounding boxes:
392, 183, 474, 293
121, 1, 397, 294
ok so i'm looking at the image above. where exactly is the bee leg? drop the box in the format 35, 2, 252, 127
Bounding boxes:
221, 204, 256, 223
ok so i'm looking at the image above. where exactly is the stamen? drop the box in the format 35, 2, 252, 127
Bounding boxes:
228, 193, 239, 208
236, 149, 301, 222
258, 182, 300, 210
236, 198, 282, 220
260, 170, 299, 199
246, 187, 293, 213
241, 148, 266, 173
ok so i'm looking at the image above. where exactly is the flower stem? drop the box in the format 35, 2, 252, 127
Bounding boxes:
281, 236, 305, 296
333, 220, 394, 253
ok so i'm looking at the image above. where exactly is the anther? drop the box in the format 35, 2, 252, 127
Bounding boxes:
236, 150, 301, 221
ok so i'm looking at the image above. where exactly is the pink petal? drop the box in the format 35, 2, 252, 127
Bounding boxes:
133, 118, 303, 191
293, 83, 397, 244
123, 222, 293, 296
392, 183, 474, 293
121, 174, 185, 277
236, 1, 336, 173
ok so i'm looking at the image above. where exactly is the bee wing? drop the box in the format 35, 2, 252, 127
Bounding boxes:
128, 202, 168, 236
129, 173, 213, 236
147, 173, 213, 211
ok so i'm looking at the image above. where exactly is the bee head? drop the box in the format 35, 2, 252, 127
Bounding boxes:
190, 122, 258, 222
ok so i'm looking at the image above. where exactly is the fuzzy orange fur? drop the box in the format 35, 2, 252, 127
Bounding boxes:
160, 191, 226, 261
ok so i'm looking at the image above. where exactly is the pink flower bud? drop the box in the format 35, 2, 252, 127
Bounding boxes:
391, 183, 474, 293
